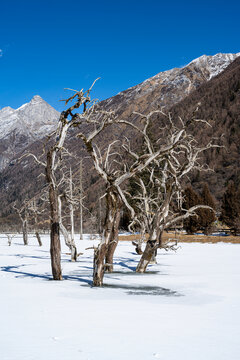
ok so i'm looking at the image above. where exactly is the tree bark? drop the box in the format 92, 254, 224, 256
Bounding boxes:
93, 244, 107, 286
105, 207, 121, 272
22, 220, 28, 245
58, 194, 78, 262
35, 231, 42, 246
79, 160, 83, 240
136, 240, 158, 272
50, 222, 62, 280
93, 188, 120, 285
60, 222, 78, 262
46, 151, 62, 280
132, 230, 145, 255
136, 230, 162, 273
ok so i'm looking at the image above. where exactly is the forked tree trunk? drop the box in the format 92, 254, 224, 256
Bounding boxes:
136, 240, 158, 273
60, 223, 78, 262
92, 223, 112, 286
58, 194, 78, 262
132, 229, 145, 255
136, 189, 171, 273
35, 231, 42, 246
105, 206, 121, 272
22, 220, 28, 245
136, 230, 163, 273
93, 188, 119, 286
135, 243, 144, 255
93, 243, 107, 286
46, 152, 62, 280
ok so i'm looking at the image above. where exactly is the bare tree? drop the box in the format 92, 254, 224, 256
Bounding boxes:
24, 82, 97, 279
74, 106, 178, 286
28, 198, 43, 246
5, 233, 16, 246
79, 159, 84, 240
129, 110, 219, 273
13, 201, 29, 245
57, 166, 79, 261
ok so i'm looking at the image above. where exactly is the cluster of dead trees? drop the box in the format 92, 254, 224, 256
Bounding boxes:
17, 82, 220, 286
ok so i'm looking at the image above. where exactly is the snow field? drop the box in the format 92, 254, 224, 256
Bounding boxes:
0, 234, 240, 360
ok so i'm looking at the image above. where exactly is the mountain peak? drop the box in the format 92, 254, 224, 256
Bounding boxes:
0, 106, 14, 114
188, 52, 240, 79
0, 95, 60, 170
30, 95, 45, 104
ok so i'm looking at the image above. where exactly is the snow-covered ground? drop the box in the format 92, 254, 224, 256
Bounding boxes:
1, 234, 240, 360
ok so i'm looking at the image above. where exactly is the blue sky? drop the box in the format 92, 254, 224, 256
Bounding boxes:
0, 0, 239, 111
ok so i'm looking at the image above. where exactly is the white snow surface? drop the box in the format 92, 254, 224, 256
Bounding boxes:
0, 235, 240, 360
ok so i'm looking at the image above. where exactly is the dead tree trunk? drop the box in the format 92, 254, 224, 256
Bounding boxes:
136, 241, 157, 273
135, 178, 171, 273
69, 167, 77, 260
58, 194, 78, 262
35, 231, 42, 246
105, 203, 121, 272
13, 202, 29, 245
93, 188, 119, 285
136, 233, 161, 273
23, 83, 97, 280
60, 222, 78, 261
93, 244, 107, 287
132, 227, 146, 255
6, 234, 15, 246
46, 151, 62, 280
22, 219, 28, 245
79, 160, 83, 240
28, 198, 43, 247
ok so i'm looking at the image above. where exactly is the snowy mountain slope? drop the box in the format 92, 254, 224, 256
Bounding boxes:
0, 51, 239, 213
102, 52, 240, 115
0, 53, 238, 172
188, 52, 240, 79
0, 95, 59, 169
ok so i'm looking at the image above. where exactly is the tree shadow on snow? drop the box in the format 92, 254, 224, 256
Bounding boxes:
100, 283, 182, 296
63, 275, 92, 285
0, 264, 93, 285
0, 265, 52, 280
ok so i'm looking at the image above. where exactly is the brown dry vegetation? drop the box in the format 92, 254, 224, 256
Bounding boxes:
119, 232, 240, 244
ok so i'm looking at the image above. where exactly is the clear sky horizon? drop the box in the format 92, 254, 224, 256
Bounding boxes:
0, 0, 239, 111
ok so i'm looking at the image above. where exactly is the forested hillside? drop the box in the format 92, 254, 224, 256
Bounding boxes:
0, 57, 240, 227
162, 56, 240, 198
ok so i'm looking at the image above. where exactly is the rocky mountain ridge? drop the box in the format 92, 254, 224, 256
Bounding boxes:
0, 95, 59, 169
101, 52, 240, 116
0, 52, 238, 171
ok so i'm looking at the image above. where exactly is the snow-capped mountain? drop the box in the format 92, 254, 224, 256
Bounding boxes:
0, 95, 59, 169
102, 52, 240, 114
0, 52, 239, 172
188, 52, 240, 79
0, 52, 240, 221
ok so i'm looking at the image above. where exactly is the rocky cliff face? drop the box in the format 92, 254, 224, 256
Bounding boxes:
101, 52, 240, 117
0, 95, 59, 169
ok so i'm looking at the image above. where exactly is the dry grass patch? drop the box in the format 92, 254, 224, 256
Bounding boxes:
119, 232, 240, 244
